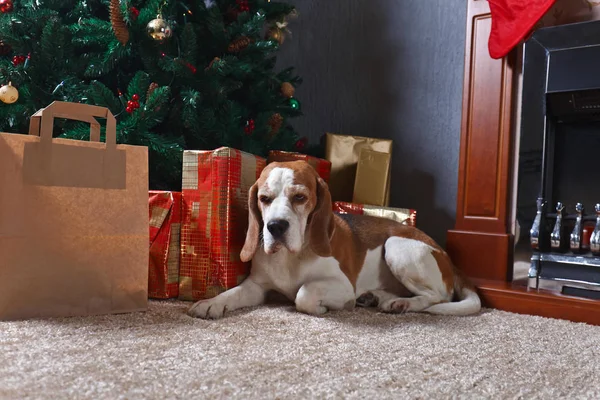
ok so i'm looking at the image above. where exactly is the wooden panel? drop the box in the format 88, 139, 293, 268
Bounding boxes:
447, 230, 512, 281
454, 1, 515, 234
464, 15, 502, 218
474, 279, 600, 326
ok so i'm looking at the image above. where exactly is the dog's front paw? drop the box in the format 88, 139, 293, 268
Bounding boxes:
187, 299, 228, 319
296, 300, 328, 316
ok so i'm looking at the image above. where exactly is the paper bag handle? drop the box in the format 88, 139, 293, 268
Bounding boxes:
28, 101, 117, 150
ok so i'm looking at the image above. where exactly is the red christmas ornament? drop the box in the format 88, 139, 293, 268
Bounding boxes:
127, 100, 134, 108
132, 101, 140, 109
0, 0, 14, 13
129, 6, 140, 20
132, 93, 139, 101
126, 106, 133, 113
244, 119, 255, 135
236, 0, 249, 12
295, 137, 308, 151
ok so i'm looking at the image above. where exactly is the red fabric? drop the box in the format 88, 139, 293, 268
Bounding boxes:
488, 0, 556, 59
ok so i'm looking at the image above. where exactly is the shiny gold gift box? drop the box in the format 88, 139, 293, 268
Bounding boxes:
325, 133, 393, 204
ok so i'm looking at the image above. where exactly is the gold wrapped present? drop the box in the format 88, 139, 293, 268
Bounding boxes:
325, 133, 393, 202
353, 149, 391, 206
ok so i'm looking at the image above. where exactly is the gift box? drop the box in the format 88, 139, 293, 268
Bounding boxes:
179, 147, 266, 301
353, 149, 392, 207
0, 102, 148, 320
148, 191, 182, 299
333, 201, 417, 226
325, 133, 393, 203
267, 150, 331, 182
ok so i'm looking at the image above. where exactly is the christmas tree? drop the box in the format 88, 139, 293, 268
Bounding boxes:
0, 0, 304, 190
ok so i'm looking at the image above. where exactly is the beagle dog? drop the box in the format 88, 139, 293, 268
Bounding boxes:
188, 161, 481, 319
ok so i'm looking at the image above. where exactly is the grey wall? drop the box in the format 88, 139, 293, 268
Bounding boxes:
276, 0, 467, 245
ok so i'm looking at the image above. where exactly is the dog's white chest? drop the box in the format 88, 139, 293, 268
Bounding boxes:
251, 249, 349, 300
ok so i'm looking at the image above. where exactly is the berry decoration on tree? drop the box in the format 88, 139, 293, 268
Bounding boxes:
126, 94, 140, 113
0, 40, 11, 55
0, 0, 13, 14
244, 119, 255, 135
281, 82, 295, 98
268, 113, 283, 137
228, 36, 251, 53
289, 97, 300, 110
236, 0, 250, 12
295, 137, 308, 151
0, 82, 18, 104
12, 55, 25, 66
110, 0, 129, 46
129, 7, 140, 20
147, 15, 172, 41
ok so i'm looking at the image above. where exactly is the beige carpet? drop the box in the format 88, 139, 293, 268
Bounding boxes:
1, 300, 600, 399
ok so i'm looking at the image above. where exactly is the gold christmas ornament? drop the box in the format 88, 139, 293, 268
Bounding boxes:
147, 82, 159, 99
268, 113, 283, 137
110, 0, 129, 45
147, 15, 173, 41
267, 20, 291, 45
281, 82, 295, 98
267, 27, 285, 45
0, 81, 18, 104
228, 36, 251, 52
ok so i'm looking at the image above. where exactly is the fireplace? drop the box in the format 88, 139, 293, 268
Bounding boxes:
515, 20, 600, 299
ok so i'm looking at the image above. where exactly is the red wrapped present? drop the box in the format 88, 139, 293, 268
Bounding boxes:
179, 147, 266, 301
148, 191, 182, 299
267, 150, 331, 183
333, 201, 417, 226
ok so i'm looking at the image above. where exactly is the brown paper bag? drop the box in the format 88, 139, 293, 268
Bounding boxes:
0, 102, 149, 320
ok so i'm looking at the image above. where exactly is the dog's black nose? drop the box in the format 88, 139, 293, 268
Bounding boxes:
267, 219, 289, 238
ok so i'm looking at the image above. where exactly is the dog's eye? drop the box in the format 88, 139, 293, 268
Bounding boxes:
259, 195, 272, 204
293, 194, 307, 202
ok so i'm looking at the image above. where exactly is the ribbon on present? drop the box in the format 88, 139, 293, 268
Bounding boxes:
333, 201, 417, 227
149, 191, 182, 299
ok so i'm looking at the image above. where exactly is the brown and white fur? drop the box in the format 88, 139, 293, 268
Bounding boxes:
188, 161, 481, 319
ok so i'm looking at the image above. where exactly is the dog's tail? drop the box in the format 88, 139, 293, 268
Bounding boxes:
423, 272, 481, 316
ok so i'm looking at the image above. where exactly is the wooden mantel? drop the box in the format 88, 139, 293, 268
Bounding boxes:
446, 0, 600, 325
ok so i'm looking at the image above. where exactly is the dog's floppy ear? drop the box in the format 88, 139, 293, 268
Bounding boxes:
309, 177, 334, 257
241, 182, 261, 262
